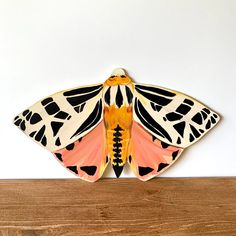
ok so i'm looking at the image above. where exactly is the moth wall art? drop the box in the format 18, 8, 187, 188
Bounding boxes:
14, 69, 220, 182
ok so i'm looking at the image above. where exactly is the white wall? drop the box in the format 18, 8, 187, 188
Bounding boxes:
0, 0, 235, 178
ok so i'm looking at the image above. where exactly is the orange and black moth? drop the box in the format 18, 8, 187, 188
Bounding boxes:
14, 69, 220, 182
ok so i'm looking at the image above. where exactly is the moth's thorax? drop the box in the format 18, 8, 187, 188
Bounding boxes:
104, 105, 133, 131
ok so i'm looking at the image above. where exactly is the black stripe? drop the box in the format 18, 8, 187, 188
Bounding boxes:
166, 112, 183, 121
26, 111, 32, 121
70, 99, 102, 138
55, 137, 61, 146
151, 102, 162, 112
29, 131, 36, 137
80, 166, 97, 176
172, 150, 179, 160
134, 99, 172, 143
66, 89, 102, 107
177, 137, 181, 144
189, 133, 195, 142
211, 116, 216, 124
104, 87, 111, 105
201, 111, 208, 120
115, 85, 123, 108
135, 84, 176, 97
128, 155, 132, 163
51, 121, 63, 136
35, 125, 46, 141
44, 102, 60, 115
183, 99, 194, 106
125, 86, 133, 104
74, 103, 86, 113
20, 120, 26, 131
161, 141, 170, 148
138, 166, 154, 176
41, 97, 53, 106
30, 113, 42, 124
14, 119, 22, 126
67, 166, 78, 174
191, 112, 203, 125
205, 120, 211, 129
135, 87, 172, 106
203, 108, 210, 114
41, 136, 47, 146
63, 84, 103, 96
22, 110, 29, 116
55, 153, 62, 161
190, 124, 201, 138
173, 121, 186, 137
54, 111, 69, 120
176, 104, 191, 115
157, 163, 169, 172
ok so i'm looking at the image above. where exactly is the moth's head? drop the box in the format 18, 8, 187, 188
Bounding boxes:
105, 68, 132, 86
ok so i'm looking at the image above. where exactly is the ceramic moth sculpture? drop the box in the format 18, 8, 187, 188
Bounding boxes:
14, 69, 220, 182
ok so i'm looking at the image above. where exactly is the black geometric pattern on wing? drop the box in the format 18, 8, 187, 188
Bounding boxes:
74, 102, 86, 113
135, 87, 173, 106
134, 98, 172, 143
104, 86, 111, 105
70, 99, 102, 139
125, 86, 133, 104
63, 84, 103, 96
135, 84, 176, 97
65, 88, 103, 107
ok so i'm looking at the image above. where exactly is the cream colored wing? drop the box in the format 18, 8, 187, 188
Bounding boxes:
14, 84, 103, 152
133, 83, 220, 148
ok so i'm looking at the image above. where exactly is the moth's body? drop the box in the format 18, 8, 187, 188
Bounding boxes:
103, 72, 133, 177
14, 68, 220, 182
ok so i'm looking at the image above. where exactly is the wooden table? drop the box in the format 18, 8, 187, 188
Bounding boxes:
0, 178, 235, 236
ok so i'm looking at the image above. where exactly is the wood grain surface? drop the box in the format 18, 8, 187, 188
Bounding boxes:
0, 178, 235, 236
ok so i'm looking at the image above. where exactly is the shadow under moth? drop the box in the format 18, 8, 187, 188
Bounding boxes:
14, 69, 220, 182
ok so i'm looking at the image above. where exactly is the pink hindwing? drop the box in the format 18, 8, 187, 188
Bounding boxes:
53, 122, 108, 182
129, 122, 183, 181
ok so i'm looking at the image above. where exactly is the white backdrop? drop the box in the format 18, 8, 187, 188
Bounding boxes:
0, 0, 235, 178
